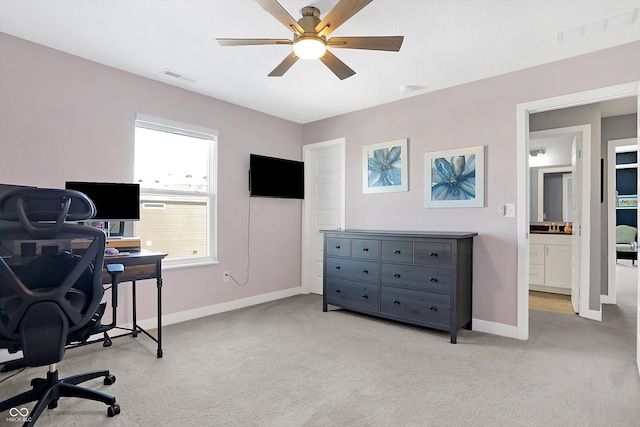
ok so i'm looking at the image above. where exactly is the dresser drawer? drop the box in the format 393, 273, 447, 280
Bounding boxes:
381, 240, 413, 263
325, 277, 379, 311
381, 263, 451, 292
381, 287, 451, 327
414, 242, 452, 267
326, 237, 351, 257
325, 257, 379, 283
351, 239, 380, 260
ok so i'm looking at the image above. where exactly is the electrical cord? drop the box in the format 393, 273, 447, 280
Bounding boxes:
0, 366, 26, 383
229, 195, 251, 286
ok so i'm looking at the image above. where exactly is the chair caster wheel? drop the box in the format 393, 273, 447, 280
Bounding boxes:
107, 403, 121, 417
104, 374, 116, 385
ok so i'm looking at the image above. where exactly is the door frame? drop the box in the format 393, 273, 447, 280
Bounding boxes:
606, 137, 638, 305
301, 138, 346, 295
516, 81, 639, 340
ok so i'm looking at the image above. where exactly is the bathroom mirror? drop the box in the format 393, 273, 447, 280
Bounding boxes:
536, 166, 572, 222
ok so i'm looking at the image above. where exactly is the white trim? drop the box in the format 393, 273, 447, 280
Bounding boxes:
135, 113, 219, 139
517, 81, 639, 341
137, 287, 302, 330
472, 318, 519, 339
606, 137, 637, 305
301, 138, 346, 295
134, 116, 218, 266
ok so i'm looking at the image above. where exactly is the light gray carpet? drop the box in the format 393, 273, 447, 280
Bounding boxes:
2, 264, 639, 426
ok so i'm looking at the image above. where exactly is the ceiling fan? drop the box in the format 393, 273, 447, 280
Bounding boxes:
216, 0, 404, 80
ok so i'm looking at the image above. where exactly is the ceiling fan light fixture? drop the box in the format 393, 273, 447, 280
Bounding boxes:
294, 37, 326, 60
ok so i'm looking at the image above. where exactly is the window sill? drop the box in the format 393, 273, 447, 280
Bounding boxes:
162, 260, 219, 270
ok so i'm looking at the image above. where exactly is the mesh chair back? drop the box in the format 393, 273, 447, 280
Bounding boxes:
0, 188, 106, 366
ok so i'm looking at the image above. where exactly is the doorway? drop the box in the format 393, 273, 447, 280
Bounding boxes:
606, 137, 638, 305
517, 82, 640, 377
516, 82, 639, 341
529, 126, 590, 318
301, 138, 345, 295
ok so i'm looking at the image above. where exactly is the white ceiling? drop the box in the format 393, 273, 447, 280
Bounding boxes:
0, 0, 638, 124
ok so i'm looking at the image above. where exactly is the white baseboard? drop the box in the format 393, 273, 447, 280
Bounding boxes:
1, 288, 303, 365
472, 318, 520, 339
3, 291, 520, 366
136, 286, 303, 330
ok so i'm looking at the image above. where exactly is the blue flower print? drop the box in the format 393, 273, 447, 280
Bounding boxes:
368, 146, 402, 187
431, 154, 476, 200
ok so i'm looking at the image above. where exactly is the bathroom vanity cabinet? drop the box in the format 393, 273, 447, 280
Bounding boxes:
529, 233, 572, 294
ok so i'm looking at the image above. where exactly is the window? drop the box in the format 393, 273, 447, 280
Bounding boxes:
134, 114, 217, 267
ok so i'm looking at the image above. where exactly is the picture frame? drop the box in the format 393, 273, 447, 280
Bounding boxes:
617, 195, 638, 209
362, 138, 408, 194
424, 145, 485, 208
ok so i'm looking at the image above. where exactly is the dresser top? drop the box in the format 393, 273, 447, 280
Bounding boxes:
320, 229, 478, 239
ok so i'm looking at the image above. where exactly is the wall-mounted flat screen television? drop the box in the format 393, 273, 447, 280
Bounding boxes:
249, 154, 304, 199
65, 181, 140, 221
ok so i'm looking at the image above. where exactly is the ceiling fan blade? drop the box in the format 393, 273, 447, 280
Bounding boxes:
316, 0, 373, 37
318, 50, 356, 80
217, 38, 292, 46
255, 0, 304, 35
268, 52, 299, 77
328, 36, 404, 52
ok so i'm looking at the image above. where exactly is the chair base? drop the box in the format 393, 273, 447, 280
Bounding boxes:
0, 367, 119, 426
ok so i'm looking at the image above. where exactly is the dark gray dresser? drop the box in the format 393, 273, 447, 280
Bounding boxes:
322, 230, 477, 343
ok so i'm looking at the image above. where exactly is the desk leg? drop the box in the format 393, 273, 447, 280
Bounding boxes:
131, 281, 138, 338
156, 272, 163, 358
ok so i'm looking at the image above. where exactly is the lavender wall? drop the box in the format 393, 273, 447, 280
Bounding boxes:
0, 33, 304, 323
302, 41, 640, 327
2, 31, 639, 330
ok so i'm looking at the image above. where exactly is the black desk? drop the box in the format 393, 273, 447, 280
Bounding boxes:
102, 250, 167, 358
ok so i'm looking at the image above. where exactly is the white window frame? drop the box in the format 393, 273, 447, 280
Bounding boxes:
135, 113, 218, 268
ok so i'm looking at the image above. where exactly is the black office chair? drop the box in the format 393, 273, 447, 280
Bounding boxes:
0, 188, 123, 425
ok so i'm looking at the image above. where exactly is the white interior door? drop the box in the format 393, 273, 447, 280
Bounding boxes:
302, 139, 345, 295
571, 136, 581, 313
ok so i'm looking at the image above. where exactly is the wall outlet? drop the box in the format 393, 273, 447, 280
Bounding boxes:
223, 271, 230, 283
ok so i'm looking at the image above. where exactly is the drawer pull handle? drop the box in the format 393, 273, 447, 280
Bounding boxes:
362, 270, 369, 274
429, 277, 437, 282
429, 252, 438, 257
362, 294, 368, 299
428, 305, 437, 311
363, 248, 369, 252
393, 273, 401, 278
393, 300, 400, 305
335, 245, 341, 249
335, 289, 341, 294
394, 250, 401, 254
335, 266, 341, 270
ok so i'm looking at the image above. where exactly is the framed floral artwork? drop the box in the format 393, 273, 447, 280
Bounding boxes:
424, 145, 485, 208
362, 138, 408, 194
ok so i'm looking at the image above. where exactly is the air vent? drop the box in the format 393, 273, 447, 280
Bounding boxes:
161, 68, 199, 84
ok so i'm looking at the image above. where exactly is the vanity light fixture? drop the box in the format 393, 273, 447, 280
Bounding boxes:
529, 148, 546, 157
